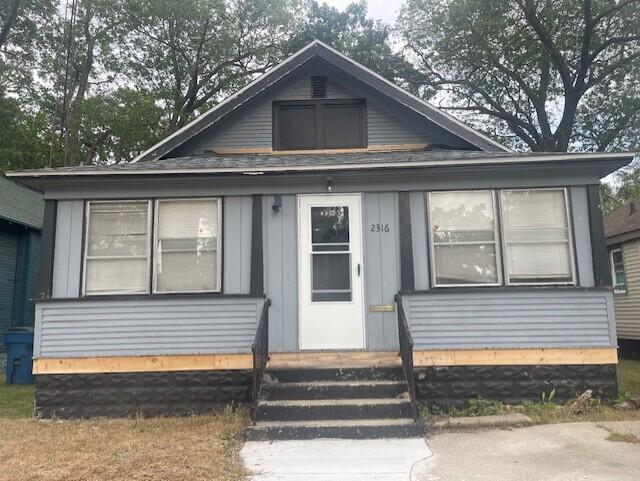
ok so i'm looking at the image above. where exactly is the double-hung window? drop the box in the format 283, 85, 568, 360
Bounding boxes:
83, 201, 151, 295
154, 198, 221, 293
500, 189, 574, 285
83, 198, 221, 295
428, 191, 500, 286
610, 248, 627, 294
427, 188, 576, 287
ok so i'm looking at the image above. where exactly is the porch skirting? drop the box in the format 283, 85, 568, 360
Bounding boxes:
35, 370, 252, 419
416, 364, 618, 409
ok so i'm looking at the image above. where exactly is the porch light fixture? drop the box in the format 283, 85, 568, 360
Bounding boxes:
326, 176, 333, 192
272, 194, 282, 213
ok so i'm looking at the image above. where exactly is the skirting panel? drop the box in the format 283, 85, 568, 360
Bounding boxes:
618, 339, 640, 360
416, 364, 617, 409
35, 370, 252, 419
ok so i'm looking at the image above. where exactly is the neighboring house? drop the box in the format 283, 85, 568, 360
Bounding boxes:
0, 177, 43, 351
7, 41, 635, 436
604, 198, 640, 359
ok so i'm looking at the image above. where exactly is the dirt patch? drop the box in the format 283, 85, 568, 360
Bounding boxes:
0, 412, 249, 481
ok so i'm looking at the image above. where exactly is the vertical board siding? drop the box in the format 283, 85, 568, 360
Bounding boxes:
35, 297, 263, 357
404, 290, 615, 350
52, 200, 83, 298
0, 227, 18, 342
613, 240, 640, 340
183, 73, 428, 153
363, 192, 400, 350
409, 191, 429, 290
223, 196, 252, 294
571, 186, 595, 287
263, 194, 298, 352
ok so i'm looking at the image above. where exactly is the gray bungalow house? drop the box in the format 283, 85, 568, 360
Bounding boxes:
8, 41, 634, 438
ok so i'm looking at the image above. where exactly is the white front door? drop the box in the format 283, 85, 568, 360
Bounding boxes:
298, 194, 365, 350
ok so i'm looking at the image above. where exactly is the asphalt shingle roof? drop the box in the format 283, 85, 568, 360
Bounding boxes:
604, 197, 640, 240
10, 150, 577, 174
0, 176, 44, 229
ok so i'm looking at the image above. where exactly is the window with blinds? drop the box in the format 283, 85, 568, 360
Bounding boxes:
154, 198, 221, 293
428, 191, 500, 286
83, 201, 151, 295
500, 189, 575, 284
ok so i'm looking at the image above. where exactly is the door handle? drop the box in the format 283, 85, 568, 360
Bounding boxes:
357, 263, 361, 277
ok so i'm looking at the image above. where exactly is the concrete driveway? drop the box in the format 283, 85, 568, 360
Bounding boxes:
414, 421, 640, 481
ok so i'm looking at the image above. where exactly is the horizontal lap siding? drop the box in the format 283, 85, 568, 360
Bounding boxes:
613, 240, 640, 340
36, 297, 262, 358
405, 291, 615, 350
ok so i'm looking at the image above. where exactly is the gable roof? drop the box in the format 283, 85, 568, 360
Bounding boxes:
0, 177, 43, 229
133, 40, 509, 163
604, 196, 640, 245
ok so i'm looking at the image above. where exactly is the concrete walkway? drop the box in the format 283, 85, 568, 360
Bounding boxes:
241, 437, 431, 481
414, 421, 640, 481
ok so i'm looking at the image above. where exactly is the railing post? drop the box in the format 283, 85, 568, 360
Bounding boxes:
394, 294, 419, 421
251, 298, 271, 421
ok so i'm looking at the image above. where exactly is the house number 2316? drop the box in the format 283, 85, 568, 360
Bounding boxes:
370, 223, 390, 233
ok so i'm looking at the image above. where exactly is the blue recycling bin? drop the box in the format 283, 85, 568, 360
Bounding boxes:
4, 327, 35, 384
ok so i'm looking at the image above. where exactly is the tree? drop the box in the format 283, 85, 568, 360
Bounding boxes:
289, 1, 424, 94
398, 0, 640, 152
123, 0, 298, 132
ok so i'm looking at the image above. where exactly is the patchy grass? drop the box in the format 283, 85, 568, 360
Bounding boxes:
0, 410, 250, 481
0, 375, 34, 418
0, 375, 249, 481
605, 430, 640, 444
618, 358, 640, 400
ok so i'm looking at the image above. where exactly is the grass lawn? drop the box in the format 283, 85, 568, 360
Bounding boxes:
0, 376, 249, 481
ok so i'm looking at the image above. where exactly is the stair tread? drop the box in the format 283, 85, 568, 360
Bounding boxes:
259, 398, 410, 407
265, 380, 405, 387
252, 418, 418, 428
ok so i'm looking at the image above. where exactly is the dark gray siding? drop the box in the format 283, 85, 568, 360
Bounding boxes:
173, 72, 429, 154
403, 290, 615, 350
34, 297, 263, 357
0, 225, 18, 341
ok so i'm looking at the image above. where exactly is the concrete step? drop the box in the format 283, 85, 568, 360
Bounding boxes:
255, 398, 414, 421
266, 367, 403, 383
262, 380, 408, 400
245, 418, 424, 440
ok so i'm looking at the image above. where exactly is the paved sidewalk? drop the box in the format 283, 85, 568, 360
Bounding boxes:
414, 421, 640, 481
241, 437, 431, 481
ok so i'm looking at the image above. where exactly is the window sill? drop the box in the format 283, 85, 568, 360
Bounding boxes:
400, 285, 612, 295
36, 292, 265, 303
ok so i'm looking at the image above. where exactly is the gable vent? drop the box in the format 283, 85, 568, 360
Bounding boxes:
311, 76, 327, 98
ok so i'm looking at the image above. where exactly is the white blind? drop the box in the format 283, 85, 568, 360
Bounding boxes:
158, 199, 218, 239
501, 190, 573, 282
156, 199, 220, 292
84, 202, 149, 294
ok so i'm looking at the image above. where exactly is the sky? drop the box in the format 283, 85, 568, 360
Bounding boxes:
320, 0, 404, 24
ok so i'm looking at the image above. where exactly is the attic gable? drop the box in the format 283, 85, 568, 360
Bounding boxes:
133, 41, 508, 162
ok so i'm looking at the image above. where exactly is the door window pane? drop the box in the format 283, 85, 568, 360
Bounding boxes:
501, 189, 574, 284
84, 201, 150, 295
155, 199, 220, 292
312, 253, 352, 302
429, 191, 499, 285
312, 206, 349, 244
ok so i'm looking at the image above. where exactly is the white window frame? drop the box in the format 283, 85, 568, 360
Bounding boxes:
82, 200, 152, 296
610, 247, 627, 294
499, 187, 576, 286
427, 190, 503, 288
152, 197, 223, 294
